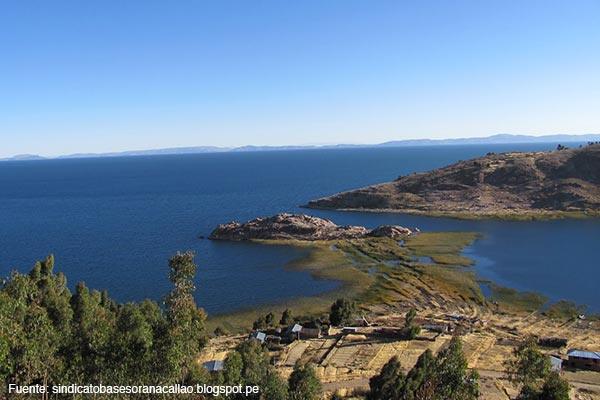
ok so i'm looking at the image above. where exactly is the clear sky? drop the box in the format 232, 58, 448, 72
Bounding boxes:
1, 0, 599, 157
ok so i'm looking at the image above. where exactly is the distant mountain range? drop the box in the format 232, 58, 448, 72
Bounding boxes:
3, 133, 600, 161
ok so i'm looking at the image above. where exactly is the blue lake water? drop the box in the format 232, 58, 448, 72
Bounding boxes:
1, 143, 599, 314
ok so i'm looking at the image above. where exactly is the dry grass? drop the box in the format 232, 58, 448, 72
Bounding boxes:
207, 231, 548, 333
404, 232, 481, 257
487, 283, 547, 312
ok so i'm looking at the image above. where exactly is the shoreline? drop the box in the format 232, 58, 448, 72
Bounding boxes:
206, 233, 587, 334
302, 204, 600, 221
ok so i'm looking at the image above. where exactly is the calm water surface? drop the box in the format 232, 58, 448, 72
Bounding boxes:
1, 143, 598, 313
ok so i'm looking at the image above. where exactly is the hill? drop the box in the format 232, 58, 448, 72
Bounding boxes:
306, 144, 600, 219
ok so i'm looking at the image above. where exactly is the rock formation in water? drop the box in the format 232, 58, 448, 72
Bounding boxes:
209, 213, 412, 241
306, 144, 600, 218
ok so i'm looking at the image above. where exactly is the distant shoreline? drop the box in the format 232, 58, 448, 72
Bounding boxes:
3, 133, 600, 161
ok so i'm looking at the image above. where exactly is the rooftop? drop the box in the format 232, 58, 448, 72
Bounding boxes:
202, 360, 224, 372
250, 331, 266, 342
567, 349, 600, 360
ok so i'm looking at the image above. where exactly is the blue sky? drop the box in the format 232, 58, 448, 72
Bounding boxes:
1, 0, 599, 157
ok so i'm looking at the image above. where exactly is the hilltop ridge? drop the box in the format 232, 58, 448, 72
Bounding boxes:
307, 144, 600, 219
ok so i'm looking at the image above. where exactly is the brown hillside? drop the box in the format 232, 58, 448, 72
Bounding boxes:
306, 144, 600, 219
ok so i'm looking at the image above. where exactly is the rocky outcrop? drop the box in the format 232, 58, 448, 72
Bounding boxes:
209, 213, 412, 241
368, 225, 413, 239
306, 144, 600, 218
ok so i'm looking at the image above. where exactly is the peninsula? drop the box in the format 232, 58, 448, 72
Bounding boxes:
306, 144, 600, 219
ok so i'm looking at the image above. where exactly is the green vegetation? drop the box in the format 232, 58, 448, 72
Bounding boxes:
280, 308, 294, 326
542, 300, 587, 320
367, 355, 405, 400
1, 232, 578, 400
334, 237, 411, 262
209, 230, 550, 333
367, 336, 479, 400
487, 284, 548, 312
288, 363, 322, 400
214, 325, 230, 337
401, 308, 421, 340
0, 252, 207, 399
505, 337, 570, 400
0, 289, 325, 400
219, 340, 288, 400
404, 232, 481, 266
329, 298, 356, 326
212, 341, 322, 400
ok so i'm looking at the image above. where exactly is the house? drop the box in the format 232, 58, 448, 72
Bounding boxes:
342, 327, 359, 334
565, 349, 600, 372
282, 324, 321, 339
354, 317, 370, 327
539, 337, 568, 348
422, 323, 450, 333
249, 331, 266, 343
285, 324, 303, 335
549, 356, 563, 372
202, 360, 224, 373
300, 327, 321, 339
265, 335, 282, 344
283, 324, 303, 339
445, 314, 463, 321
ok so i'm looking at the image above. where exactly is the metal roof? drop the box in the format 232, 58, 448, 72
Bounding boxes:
251, 331, 266, 341
202, 360, 224, 372
285, 324, 303, 334
567, 349, 600, 360
549, 356, 562, 371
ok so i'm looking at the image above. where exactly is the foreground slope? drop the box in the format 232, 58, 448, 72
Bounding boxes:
307, 144, 600, 219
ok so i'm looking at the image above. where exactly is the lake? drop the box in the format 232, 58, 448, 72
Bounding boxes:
1, 143, 598, 314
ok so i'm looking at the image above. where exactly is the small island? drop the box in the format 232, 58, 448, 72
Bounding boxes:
209, 213, 412, 241
306, 144, 600, 220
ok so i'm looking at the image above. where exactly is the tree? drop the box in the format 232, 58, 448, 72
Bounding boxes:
225, 340, 287, 400
253, 315, 266, 330
504, 337, 551, 388
367, 336, 479, 400
265, 311, 275, 326
330, 391, 344, 400
504, 337, 570, 400
162, 251, 207, 383
539, 372, 570, 400
434, 336, 479, 399
329, 298, 356, 326
109, 303, 155, 385
68, 282, 116, 384
367, 356, 405, 400
1, 253, 210, 399
402, 308, 421, 340
280, 308, 293, 326
214, 326, 230, 337
223, 351, 243, 387
401, 349, 436, 400
288, 362, 322, 400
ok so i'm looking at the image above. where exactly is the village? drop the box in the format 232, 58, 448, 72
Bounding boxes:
200, 305, 600, 400
203, 217, 600, 399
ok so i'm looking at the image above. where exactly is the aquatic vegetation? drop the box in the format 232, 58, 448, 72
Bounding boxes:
208, 232, 493, 332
